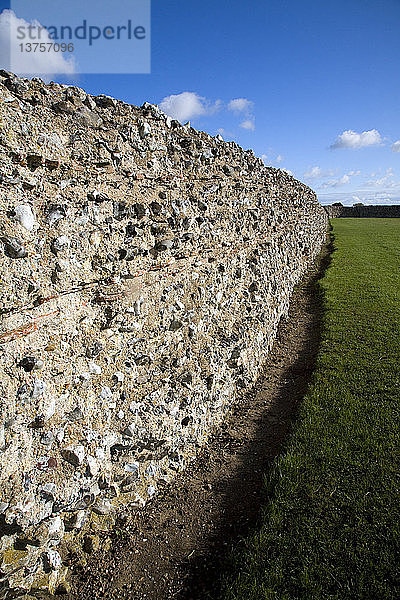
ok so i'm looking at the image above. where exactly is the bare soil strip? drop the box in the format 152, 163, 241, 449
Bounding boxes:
69, 242, 331, 600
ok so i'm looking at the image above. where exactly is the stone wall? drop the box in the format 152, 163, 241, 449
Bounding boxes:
324, 205, 400, 218
0, 71, 328, 596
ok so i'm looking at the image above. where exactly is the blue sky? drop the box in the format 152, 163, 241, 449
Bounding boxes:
1, 0, 400, 205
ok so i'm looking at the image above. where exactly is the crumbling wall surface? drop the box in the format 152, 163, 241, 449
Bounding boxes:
0, 71, 328, 595
325, 205, 400, 218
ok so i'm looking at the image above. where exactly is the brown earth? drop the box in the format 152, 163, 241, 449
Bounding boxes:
67, 239, 332, 600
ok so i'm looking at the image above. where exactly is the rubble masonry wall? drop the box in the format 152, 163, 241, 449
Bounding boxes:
0, 72, 328, 595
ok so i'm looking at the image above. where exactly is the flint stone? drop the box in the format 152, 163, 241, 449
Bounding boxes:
156, 239, 174, 251
93, 499, 113, 515
43, 549, 62, 571
62, 445, 85, 466
52, 101, 75, 115
51, 235, 70, 254
95, 95, 116, 108
1, 236, 27, 259
46, 204, 66, 226
12, 204, 36, 231
19, 356, 37, 372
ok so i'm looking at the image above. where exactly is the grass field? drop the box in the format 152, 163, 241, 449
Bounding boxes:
221, 219, 400, 600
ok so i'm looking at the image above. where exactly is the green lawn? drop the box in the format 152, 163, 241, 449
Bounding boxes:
221, 219, 400, 600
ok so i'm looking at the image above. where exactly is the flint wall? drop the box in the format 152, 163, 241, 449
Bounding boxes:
0, 72, 328, 595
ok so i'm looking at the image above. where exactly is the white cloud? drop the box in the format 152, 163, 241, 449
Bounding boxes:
304, 166, 323, 179
329, 174, 350, 187
366, 168, 398, 188
262, 153, 285, 166
0, 9, 75, 77
228, 97, 255, 131
392, 141, 400, 153
240, 119, 255, 131
319, 170, 360, 189
304, 166, 336, 179
330, 129, 383, 149
159, 92, 221, 123
228, 98, 253, 113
